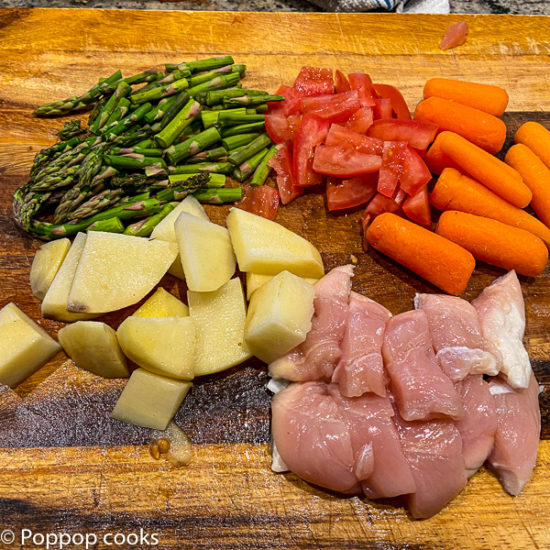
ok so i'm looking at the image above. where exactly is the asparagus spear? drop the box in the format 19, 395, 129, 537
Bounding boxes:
143, 95, 178, 124
90, 80, 132, 135
159, 91, 191, 130
123, 203, 176, 237
192, 188, 242, 204
67, 188, 125, 221
232, 147, 269, 182
104, 97, 131, 129
223, 94, 284, 107
57, 120, 84, 140
201, 107, 246, 129
228, 133, 272, 166
130, 77, 189, 105
169, 162, 233, 175
187, 72, 241, 98
187, 146, 228, 163
250, 144, 280, 186
165, 127, 221, 165
87, 217, 125, 234
156, 173, 211, 202
188, 64, 245, 87
187, 56, 235, 72
104, 102, 153, 139
205, 88, 266, 106
221, 133, 260, 151
33, 70, 122, 117
220, 121, 266, 137
218, 112, 265, 126
154, 98, 201, 148
167, 173, 226, 187
104, 154, 167, 171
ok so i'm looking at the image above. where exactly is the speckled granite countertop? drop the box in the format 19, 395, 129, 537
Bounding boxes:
1, 0, 549, 14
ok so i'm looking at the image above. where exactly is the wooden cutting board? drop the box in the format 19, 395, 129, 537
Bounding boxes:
0, 8, 549, 549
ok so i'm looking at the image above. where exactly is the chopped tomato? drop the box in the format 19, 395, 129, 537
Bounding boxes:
267, 85, 301, 116
367, 119, 438, 150
326, 124, 383, 154
377, 141, 408, 197
267, 144, 303, 205
348, 73, 377, 107
440, 21, 469, 50
365, 189, 406, 217
293, 66, 334, 97
373, 84, 411, 120
235, 184, 279, 220
403, 185, 431, 226
265, 113, 302, 144
345, 107, 374, 134
300, 91, 361, 122
326, 174, 378, 211
399, 146, 432, 195
335, 70, 351, 93
293, 115, 330, 187
313, 145, 382, 177
374, 98, 393, 120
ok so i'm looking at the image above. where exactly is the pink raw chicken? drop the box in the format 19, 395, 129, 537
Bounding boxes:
269, 265, 353, 382
454, 375, 497, 478
472, 271, 531, 389
382, 310, 464, 421
393, 406, 467, 519
331, 291, 391, 397
271, 382, 416, 498
486, 373, 541, 496
415, 293, 497, 381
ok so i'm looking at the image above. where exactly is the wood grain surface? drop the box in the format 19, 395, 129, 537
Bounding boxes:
0, 8, 549, 549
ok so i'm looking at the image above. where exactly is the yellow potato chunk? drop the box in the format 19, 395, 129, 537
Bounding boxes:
117, 316, 195, 380
245, 272, 319, 300
30, 238, 71, 301
41, 233, 99, 322
188, 277, 251, 376
175, 212, 236, 292
58, 321, 129, 378
133, 288, 189, 318
244, 271, 315, 363
67, 231, 177, 315
150, 196, 209, 280
111, 368, 191, 430
226, 208, 324, 279
0, 303, 61, 387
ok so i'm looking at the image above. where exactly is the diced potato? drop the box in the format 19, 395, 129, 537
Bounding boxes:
226, 208, 324, 279
42, 233, 99, 321
246, 272, 319, 300
111, 368, 191, 430
133, 288, 189, 318
0, 303, 61, 387
58, 321, 129, 378
151, 196, 209, 280
244, 271, 315, 363
67, 231, 178, 315
175, 213, 235, 292
188, 277, 251, 376
30, 238, 71, 301
117, 316, 195, 380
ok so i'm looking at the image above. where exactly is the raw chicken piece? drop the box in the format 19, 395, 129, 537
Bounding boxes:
271, 382, 360, 493
486, 373, 541, 496
327, 385, 416, 499
382, 310, 464, 421
269, 265, 353, 382
454, 375, 497, 478
331, 291, 391, 397
271, 382, 416, 498
472, 271, 531, 389
415, 293, 497, 381
393, 406, 467, 519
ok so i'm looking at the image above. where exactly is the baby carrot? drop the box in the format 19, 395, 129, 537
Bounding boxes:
415, 97, 507, 154
425, 138, 458, 174
436, 211, 548, 277
366, 212, 475, 295
423, 78, 509, 117
515, 121, 550, 170
430, 167, 550, 247
436, 131, 532, 208
505, 144, 550, 228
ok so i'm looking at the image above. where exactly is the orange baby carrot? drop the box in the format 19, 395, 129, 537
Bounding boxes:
430, 167, 550, 247
436, 131, 532, 208
425, 138, 458, 174
366, 212, 475, 295
415, 97, 507, 154
515, 121, 550, 170
423, 78, 509, 117
505, 144, 550, 228
436, 211, 548, 277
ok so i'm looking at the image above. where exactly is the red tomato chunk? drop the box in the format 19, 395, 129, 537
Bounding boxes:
313, 145, 382, 177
